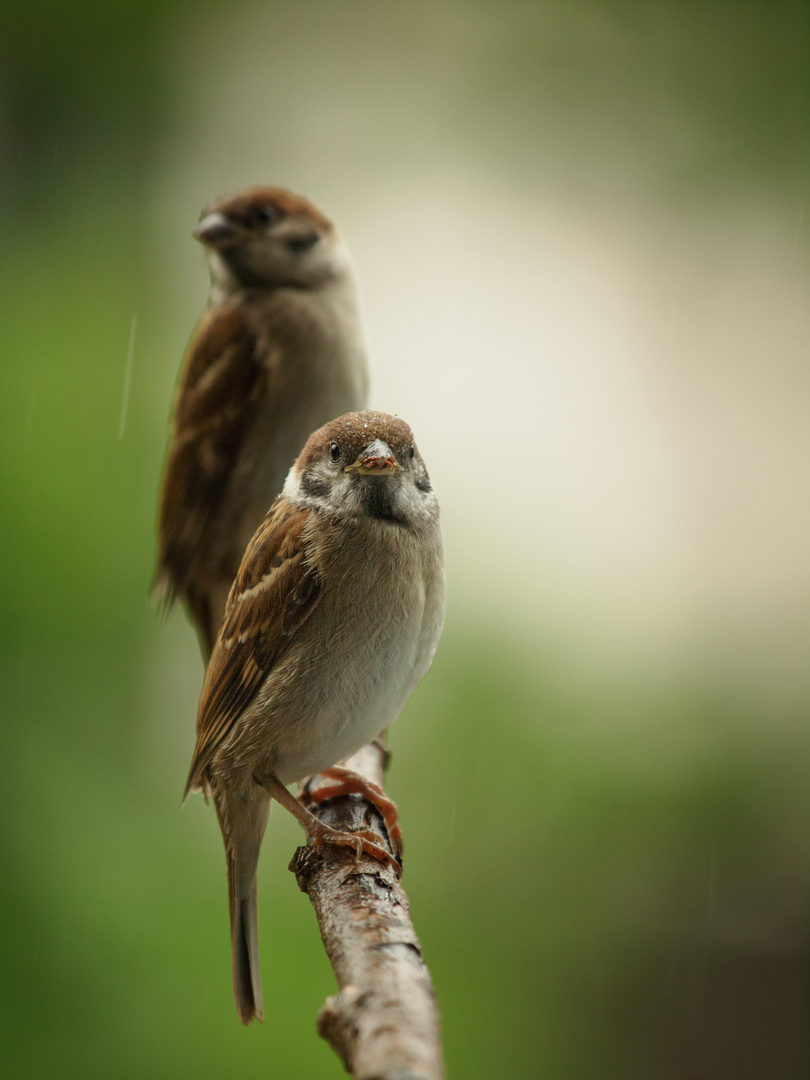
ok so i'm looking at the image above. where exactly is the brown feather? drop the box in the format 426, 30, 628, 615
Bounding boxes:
204, 186, 334, 234
154, 302, 264, 610
183, 501, 321, 797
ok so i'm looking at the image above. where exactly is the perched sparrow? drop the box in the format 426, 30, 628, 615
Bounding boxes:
184, 411, 445, 1024
155, 186, 370, 657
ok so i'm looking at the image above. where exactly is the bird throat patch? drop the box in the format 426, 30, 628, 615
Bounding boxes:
360, 480, 406, 524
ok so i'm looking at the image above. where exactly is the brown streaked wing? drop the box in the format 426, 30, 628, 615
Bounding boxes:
155, 302, 264, 602
183, 502, 322, 796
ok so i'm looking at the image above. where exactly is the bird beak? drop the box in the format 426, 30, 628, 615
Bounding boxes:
345, 439, 402, 475
194, 212, 238, 248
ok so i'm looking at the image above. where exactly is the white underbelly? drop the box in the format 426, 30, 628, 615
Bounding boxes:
271, 614, 427, 784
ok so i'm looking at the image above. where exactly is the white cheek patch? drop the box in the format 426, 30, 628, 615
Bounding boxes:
207, 251, 243, 301
287, 461, 349, 510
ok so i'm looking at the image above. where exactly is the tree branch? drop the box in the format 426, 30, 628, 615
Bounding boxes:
290, 741, 445, 1080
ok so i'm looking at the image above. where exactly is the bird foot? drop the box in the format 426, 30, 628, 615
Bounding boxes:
308, 823, 401, 875
303, 766, 403, 856
258, 772, 401, 875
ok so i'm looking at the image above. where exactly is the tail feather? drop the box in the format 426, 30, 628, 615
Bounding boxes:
217, 785, 271, 1025
183, 581, 217, 661
228, 851, 264, 1024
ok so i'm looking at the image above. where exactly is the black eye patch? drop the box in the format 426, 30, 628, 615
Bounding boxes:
301, 467, 330, 499
285, 229, 320, 253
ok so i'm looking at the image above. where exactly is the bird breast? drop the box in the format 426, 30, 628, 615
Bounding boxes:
231, 512, 444, 786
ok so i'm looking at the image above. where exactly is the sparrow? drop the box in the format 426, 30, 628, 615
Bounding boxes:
155, 186, 370, 657
183, 411, 445, 1025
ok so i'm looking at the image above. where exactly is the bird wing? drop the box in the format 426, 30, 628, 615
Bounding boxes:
183, 499, 322, 797
154, 301, 265, 608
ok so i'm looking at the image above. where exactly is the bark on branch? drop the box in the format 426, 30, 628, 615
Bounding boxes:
290, 741, 445, 1080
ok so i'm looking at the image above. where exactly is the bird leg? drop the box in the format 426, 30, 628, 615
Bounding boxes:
302, 765, 403, 856
258, 772, 400, 875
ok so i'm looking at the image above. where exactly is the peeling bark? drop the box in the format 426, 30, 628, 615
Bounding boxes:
290, 742, 445, 1080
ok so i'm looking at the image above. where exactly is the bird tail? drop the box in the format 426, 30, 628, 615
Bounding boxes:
217, 786, 271, 1024
228, 848, 263, 1024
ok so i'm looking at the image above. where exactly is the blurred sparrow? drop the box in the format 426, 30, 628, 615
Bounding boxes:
183, 411, 445, 1024
155, 186, 370, 657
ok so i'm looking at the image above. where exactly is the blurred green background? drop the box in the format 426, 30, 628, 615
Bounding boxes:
1, 1, 808, 1077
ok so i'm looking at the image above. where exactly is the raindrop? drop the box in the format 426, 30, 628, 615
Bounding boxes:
790, 207, 804, 267
118, 315, 138, 440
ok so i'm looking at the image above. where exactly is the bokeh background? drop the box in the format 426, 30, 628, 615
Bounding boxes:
1, 1, 808, 1076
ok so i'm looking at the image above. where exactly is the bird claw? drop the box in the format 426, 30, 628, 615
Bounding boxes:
310, 825, 401, 875
302, 766, 403, 856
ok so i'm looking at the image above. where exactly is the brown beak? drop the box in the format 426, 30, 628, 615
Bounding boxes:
194, 211, 238, 248
345, 439, 402, 475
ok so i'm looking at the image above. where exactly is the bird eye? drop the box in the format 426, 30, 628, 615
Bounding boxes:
330, 441, 341, 462
409, 445, 415, 459
252, 205, 280, 227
